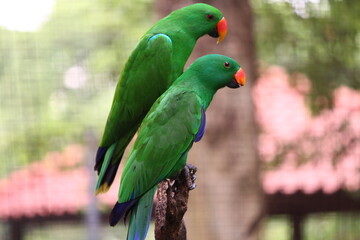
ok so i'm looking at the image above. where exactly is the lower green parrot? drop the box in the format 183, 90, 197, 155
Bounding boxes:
95, 3, 228, 194
109, 54, 246, 240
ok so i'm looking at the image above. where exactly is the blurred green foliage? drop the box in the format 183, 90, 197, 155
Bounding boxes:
20, 222, 155, 240
262, 213, 360, 240
304, 213, 360, 240
261, 215, 292, 240
254, 0, 360, 112
0, 0, 152, 177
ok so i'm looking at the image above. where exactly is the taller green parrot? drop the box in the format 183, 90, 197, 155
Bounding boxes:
95, 3, 228, 194
108, 54, 246, 240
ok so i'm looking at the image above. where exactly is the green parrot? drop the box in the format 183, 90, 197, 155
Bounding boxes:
109, 54, 246, 240
95, 3, 228, 194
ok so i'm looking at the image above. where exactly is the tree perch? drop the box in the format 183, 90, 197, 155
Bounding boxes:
155, 164, 197, 240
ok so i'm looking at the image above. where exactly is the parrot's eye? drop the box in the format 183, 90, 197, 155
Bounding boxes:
207, 14, 214, 20
224, 62, 230, 68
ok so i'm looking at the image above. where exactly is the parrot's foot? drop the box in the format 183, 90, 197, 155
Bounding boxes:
183, 163, 197, 190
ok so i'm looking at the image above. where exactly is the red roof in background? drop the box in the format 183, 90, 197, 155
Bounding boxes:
0, 66, 359, 219
254, 66, 360, 195
0, 145, 118, 219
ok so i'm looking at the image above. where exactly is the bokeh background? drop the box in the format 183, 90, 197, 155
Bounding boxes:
0, 0, 359, 240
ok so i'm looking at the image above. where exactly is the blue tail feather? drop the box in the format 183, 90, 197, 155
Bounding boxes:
94, 146, 108, 173
109, 199, 138, 227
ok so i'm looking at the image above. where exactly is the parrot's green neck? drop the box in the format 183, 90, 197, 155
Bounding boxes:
169, 32, 197, 82
173, 75, 217, 110
152, 13, 209, 40
147, 18, 205, 87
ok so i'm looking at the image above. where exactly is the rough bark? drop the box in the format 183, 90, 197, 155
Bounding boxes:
155, 165, 197, 240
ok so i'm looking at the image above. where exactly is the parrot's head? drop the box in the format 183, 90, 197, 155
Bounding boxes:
170, 3, 227, 44
189, 54, 246, 90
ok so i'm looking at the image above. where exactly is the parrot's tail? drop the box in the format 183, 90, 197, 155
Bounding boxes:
95, 130, 138, 194
94, 146, 108, 173
95, 142, 123, 195
109, 198, 138, 226
126, 185, 158, 240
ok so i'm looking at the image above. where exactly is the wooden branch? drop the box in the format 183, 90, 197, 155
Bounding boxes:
154, 164, 197, 240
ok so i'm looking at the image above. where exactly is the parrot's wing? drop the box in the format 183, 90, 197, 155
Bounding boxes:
95, 34, 174, 193
118, 90, 204, 203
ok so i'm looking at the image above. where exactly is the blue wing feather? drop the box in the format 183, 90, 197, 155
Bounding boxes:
148, 33, 172, 44
194, 106, 206, 142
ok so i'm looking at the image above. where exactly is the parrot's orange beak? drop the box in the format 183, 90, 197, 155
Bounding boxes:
216, 17, 227, 44
235, 68, 246, 86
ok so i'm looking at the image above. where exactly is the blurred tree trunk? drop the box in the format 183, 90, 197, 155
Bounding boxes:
156, 1, 263, 240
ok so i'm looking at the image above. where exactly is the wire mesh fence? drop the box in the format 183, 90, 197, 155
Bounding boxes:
0, 0, 359, 240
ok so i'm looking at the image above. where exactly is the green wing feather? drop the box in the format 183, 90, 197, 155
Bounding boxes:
95, 34, 173, 193
118, 89, 202, 203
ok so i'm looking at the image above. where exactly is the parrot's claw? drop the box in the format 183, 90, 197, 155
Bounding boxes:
188, 183, 196, 190
185, 163, 197, 173
183, 163, 197, 190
